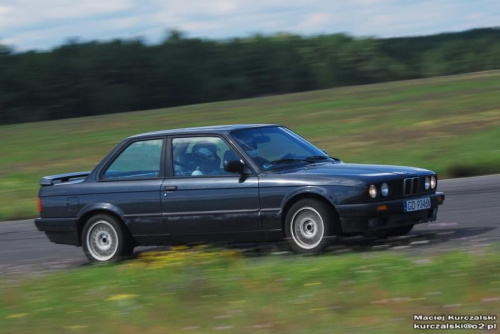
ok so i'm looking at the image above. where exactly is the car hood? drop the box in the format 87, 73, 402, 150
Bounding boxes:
266, 162, 433, 180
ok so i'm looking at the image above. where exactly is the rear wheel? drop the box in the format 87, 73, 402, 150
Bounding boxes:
82, 214, 134, 263
386, 224, 414, 237
284, 199, 339, 254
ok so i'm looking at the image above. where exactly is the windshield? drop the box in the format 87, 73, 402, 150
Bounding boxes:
231, 126, 330, 170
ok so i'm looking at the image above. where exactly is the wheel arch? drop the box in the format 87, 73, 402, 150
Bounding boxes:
76, 205, 131, 246
281, 189, 341, 233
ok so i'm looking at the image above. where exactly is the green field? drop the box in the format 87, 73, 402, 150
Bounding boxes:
1, 70, 500, 220
1, 247, 499, 333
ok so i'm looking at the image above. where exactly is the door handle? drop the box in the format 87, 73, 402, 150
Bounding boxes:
164, 186, 177, 191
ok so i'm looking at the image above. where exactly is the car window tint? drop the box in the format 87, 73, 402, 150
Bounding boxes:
172, 137, 238, 177
231, 126, 327, 169
257, 131, 311, 161
104, 139, 163, 180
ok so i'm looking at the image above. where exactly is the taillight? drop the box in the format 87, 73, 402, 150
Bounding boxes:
37, 197, 42, 215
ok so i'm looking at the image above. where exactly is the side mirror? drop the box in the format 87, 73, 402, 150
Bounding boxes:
321, 149, 328, 154
224, 159, 245, 174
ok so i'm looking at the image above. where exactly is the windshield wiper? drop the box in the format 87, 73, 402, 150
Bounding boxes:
303, 155, 329, 162
268, 156, 329, 167
268, 158, 307, 166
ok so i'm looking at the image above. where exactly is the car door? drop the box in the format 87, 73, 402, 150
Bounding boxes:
161, 135, 261, 239
89, 137, 167, 240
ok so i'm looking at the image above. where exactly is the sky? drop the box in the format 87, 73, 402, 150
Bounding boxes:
0, 0, 499, 51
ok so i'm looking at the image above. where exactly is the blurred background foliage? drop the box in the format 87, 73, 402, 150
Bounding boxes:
1, 28, 500, 124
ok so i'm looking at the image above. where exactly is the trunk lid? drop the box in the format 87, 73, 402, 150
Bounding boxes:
40, 171, 91, 186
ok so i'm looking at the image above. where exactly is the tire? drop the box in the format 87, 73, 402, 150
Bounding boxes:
284, 199, 340, 254
81, 214, 135, 263
386, 224, 414, 237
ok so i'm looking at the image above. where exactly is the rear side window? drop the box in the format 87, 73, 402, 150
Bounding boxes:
103, 139, 163, 180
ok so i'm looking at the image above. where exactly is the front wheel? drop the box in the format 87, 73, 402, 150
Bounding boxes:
284, 199, 339, 254
82, 214, 134, 263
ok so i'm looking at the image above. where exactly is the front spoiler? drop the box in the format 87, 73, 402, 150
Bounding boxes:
336, 192, 445, 233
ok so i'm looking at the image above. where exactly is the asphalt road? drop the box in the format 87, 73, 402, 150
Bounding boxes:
1, 174, 499, 274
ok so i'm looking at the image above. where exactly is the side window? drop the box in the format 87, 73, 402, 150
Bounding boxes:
103, 139, 163, 180
172, 137, 240, 177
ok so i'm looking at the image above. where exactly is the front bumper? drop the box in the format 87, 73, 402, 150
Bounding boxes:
336, 192, 445, 234
34, 217, 79, 246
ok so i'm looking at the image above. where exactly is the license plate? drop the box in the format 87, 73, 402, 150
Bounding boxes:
404, 197, 431, 212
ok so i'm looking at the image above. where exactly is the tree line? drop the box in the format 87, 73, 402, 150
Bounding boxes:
1, 28, 499, 124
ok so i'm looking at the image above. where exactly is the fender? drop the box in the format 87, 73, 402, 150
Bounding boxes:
280, 185, 337, 212
77, 202, 126, 222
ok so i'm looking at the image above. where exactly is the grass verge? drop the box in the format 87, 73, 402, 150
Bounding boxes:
1, 70, 500, 220
1, 246, 499, 333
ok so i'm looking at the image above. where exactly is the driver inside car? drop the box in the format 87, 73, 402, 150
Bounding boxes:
191, 143, 221, 176
234, 133, 271, 165
235, 133, 261, 158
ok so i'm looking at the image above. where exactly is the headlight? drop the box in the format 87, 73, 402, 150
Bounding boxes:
381, 183, 389, 197
430, 176, 437, 189
369, 184, 377, 198
425, 177, 430, 190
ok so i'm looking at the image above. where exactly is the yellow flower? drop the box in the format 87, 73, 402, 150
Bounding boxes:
63, 325, 88, 330
6, 313, 28, 319
105, 294, 139, 301
303, 282, 321, 286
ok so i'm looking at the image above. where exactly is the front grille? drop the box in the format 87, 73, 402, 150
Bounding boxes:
403, 177, 420, 195
368, 176, 434, 201
402, 176, 433, 197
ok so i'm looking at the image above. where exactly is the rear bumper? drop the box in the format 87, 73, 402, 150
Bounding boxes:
34, 218, 79, 246
336, 192, 445, 234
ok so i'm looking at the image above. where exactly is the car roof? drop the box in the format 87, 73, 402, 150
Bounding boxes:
127, 124, 279, 139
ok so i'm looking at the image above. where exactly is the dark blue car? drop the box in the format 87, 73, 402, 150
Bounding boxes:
35, 124, 445, 262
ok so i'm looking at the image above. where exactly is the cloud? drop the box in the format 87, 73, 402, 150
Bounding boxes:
208, 0, 240, 15
298, 13, 335, 32
0, 0, 499, 50
44, 0, 133, 19
0, 5, 12, 15
0, 0, 132, 31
